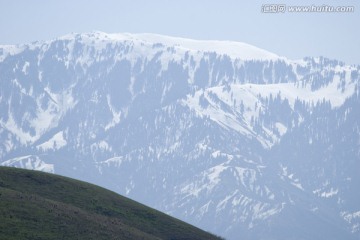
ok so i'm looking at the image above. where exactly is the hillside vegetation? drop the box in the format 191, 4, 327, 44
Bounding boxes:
0, 167, 223, 240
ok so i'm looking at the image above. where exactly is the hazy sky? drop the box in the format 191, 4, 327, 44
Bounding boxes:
1, 0, 359, 64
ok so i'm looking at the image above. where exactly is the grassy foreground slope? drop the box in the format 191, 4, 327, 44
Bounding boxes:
0, 167, 223, 240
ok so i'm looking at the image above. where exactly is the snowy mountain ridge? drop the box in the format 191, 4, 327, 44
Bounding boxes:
183, 73, 357, 149
58, 31, 282, 60
0, 32, 359, 240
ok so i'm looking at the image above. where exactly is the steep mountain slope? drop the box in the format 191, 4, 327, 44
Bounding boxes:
0, 31, 359, 239
0, 166, 223, 240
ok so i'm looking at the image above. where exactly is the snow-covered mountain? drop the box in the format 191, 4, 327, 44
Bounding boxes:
0, 31, 359, 240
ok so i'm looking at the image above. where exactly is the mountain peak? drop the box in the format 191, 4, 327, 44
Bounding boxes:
55, 31, 282, 61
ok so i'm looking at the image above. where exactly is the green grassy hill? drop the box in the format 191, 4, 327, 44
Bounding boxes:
0, 167, 223, 240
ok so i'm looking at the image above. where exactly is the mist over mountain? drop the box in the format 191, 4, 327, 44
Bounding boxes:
0, 31, 359, 240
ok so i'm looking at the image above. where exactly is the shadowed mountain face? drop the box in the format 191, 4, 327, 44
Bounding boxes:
0, 32, 359, 240
0, 166, 223, 240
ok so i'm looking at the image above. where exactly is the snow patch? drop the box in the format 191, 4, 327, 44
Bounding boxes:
99, 156, 123, 167
313, 187, 339, 198
105, 95, 122, 131
1, 155, 54, 173
0, 44, 26, 62
341, 211, 360, 233
275, 122, 287, 136
22, 61, 30, 74
36, 131, 67, 151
